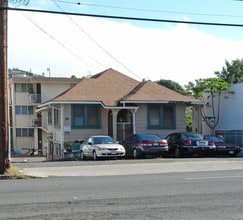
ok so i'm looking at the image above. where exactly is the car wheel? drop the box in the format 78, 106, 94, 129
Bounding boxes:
92, 151, 98, 160
80, 151, 85, 160
175, 148, 182, 158
133, 148, 140, 159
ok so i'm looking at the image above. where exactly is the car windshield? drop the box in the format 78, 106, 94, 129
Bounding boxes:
182, 133, 203, 140
93, 136, 114, 144
204, 136, 224, 142
139, 134, 161, 142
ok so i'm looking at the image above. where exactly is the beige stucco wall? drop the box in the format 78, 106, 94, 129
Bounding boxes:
14, 92, 30, 105
41, 83, 73, 103
135, 103, 187, 138
14, 137, 34, 153
61, 106, 109, 143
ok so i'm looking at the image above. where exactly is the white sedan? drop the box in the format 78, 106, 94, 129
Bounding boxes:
80, 135, 126, 160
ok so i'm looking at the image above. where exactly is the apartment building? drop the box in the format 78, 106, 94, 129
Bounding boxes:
8, 70, 80, 156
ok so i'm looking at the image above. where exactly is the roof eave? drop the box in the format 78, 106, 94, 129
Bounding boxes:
38, 100, 139, 111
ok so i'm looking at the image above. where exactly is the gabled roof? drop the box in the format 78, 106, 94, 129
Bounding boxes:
52, 68, 139, 106
46, 68, 199, 107
121, 80, 198, 103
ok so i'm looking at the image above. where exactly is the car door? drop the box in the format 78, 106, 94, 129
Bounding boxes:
167, 133, 179, 153
86, 137, 94, 156
81, 138, 88, 156
82, 138, 93, 157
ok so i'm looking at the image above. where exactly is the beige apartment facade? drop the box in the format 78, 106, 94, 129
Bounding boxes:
8, 73, 80, 156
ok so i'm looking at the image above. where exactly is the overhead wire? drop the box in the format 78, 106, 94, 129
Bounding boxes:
4, 7, 243, 27
51, 0, 142, 80
21, 14, 100, 68
53, 0, 243, 19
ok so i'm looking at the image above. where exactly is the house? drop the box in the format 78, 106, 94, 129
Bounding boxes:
37, 68, 201, 160
193, 82, 243, 147
8, 73, 81, 156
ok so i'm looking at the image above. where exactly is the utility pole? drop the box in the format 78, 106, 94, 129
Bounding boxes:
0, 0, 9, 174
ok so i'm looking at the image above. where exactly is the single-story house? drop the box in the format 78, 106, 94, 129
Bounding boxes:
38, 68, 201, 159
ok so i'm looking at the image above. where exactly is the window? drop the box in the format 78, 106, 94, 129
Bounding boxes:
148, 105, 160, 126
15, 106, 33, 115
163, 106, 174, 128
15, 83, 33, 92
147, 104, 175, 129
16, 128, 34, 137
54, 106, 59, 128
87, 106, 99, 126
48, 109, 52, 125
71, 104, 101, 129
72, 105, 84, 127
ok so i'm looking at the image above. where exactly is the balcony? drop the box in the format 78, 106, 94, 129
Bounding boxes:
30, 118, 42, 127
29, 94, 42, 104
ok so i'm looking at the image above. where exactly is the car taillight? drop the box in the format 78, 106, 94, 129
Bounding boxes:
159, 140, 168, 145
185, 139, 192, 146
139, 142, 153, 146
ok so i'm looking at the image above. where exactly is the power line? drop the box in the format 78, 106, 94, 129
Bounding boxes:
3, 7, 243, 27
51, 0, 142, 80
53, 0, 243, 19
22, 14, 93, 65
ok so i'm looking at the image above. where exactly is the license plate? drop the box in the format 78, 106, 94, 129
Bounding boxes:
229, 151, 234, 154
110, 151, 116, 154
197, 141, 207, 146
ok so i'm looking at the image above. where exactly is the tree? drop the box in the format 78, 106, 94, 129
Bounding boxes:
185, 78, 232, 133
186, 107, 192, 132
215, 59, 243, 84
155, 79, 185, 95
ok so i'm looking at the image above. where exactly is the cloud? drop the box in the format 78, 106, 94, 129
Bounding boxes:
8, 10, 243, 85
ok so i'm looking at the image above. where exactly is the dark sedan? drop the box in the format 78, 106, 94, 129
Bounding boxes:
204, 135, 241, 157
165, 132, 216, 158
121, 133, 169, 159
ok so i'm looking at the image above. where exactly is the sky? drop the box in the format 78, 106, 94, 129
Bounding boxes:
7, 0, 243, 85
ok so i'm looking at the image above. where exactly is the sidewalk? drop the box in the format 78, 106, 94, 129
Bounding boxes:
10, 156, 47, 163
0, 157, 47, 179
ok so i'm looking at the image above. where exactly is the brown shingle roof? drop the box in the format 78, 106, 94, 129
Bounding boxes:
121, 80, 198, 103
54, 68, 140, 106
52, 68, 199, 106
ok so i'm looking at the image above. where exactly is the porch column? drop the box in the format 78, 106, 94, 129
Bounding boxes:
111, 109, 119, 141
34, 127, 38, 151
132, 109, 137, 134
60, 104, 64, 158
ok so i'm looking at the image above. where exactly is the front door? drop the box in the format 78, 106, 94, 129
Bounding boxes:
117, 109, 133, 142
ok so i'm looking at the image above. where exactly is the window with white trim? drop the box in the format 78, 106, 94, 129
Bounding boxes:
147, 104, 175, 129
71, 104, 101, 129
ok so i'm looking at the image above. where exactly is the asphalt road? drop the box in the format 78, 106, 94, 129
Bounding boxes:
1, 169, 243, 219
1, 157, 243, 219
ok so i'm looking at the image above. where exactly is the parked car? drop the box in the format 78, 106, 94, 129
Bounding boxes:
204, 135, 241, 157
121, 133, 168, 159
80, 135, 126, 160
165, 132, 216, 158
